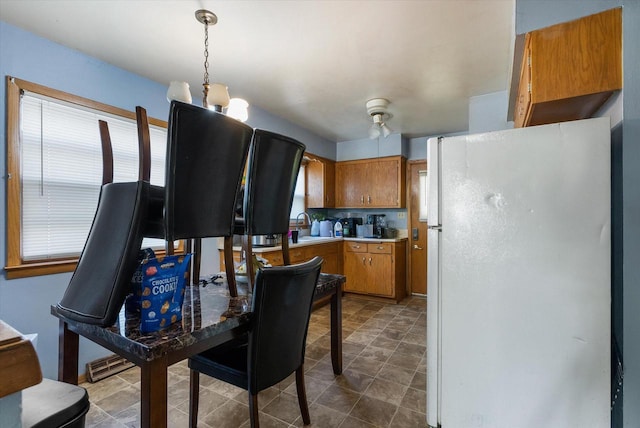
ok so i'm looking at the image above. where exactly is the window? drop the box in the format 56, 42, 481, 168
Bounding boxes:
289, 164, 306, 220
5, 77, 170, 278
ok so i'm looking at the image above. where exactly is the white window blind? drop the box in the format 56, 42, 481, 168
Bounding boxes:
289, 165, 306, 220
20, 92, 167, 261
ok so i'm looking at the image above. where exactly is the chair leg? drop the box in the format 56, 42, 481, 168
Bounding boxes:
223, 236, 238, 297
281, 235, 290, 266
249, 391, 260, 428
295, 365, 311, 425
243, 235, 256, 291
189, 369, 200, 428
193, 238, 202, 286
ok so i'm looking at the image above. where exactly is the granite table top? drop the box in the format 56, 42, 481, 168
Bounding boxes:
51, 273, 345, 364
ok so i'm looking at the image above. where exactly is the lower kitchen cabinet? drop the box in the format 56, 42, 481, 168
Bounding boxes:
219, 241, 342, 275
343, 240, 406, 302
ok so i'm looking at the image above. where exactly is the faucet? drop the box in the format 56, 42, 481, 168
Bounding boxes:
296, 212, 311, 231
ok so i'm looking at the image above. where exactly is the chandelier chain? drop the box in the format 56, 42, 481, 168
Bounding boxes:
203, 21, 210, 86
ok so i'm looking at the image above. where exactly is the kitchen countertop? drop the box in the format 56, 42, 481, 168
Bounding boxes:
218, 235, 407, 252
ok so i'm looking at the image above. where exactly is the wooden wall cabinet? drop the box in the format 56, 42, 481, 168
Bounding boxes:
513, 7, 622, 127
343, 240, 406, 302
306, 155, 335, 208
335, 156, 406, 208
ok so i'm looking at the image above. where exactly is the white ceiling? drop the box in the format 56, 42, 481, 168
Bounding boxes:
0, 0, 515, 143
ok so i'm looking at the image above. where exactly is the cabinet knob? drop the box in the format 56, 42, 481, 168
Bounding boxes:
362, 257, 366, 265
368, 257, 372, 266
353, 245, 360, 249
413, 244, 424, 250
360, 195, 364, 204
377, 246, 384, 250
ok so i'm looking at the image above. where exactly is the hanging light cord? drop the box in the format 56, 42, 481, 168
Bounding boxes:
203, 19, 210, 87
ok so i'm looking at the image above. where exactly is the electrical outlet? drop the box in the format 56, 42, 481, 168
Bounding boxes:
397, 212, 406, 219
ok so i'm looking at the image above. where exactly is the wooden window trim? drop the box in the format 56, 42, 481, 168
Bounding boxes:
4, 76, 180, 279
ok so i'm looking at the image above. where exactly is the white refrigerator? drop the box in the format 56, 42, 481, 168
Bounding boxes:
426, 118, 611, 428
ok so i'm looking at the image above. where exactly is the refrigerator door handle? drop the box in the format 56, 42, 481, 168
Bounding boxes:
427, 225, 442, 231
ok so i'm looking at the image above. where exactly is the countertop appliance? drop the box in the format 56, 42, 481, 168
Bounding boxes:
340, 217, 362, 237
366, 214, 386, 238
251, 234, 280, 247
427, 118, 611, 428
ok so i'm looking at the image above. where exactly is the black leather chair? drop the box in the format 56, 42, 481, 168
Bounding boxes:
21, 378, 89, 427
188, 256, 323, 428
138, 101, 253, 296
56, 180, 152, 326
230, 129, 306, 289
55, 115, 156, 326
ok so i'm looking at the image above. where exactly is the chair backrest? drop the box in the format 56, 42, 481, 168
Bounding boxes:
164, 101, 253, 240
247, 256, 323, 393
57, 181, 150, 325
243, 129, 306, 236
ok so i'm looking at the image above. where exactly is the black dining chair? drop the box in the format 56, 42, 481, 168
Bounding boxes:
137, 101, 253, 296
188, 256, 323, 428
56, 117, 154, 326
228, 129, 306, 289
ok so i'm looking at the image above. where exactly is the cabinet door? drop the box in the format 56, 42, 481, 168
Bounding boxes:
336, 162, 367, 207
289, 248, 308, 264
308, 243, 341, 274
368, 253, 393, 297
324, 159, 336, 207
261, 251, 284, 266
368, 159, 400, 207
344, 251, 368, 292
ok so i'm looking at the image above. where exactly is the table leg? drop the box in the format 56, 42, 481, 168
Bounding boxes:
330, 284, 343, 375
141, 356, 168, 428
58, 319, 79, 384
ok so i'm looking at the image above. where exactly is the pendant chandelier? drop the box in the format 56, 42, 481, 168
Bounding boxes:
166, 10, 249, 122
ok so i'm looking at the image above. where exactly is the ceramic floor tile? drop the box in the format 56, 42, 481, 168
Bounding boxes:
201, 400, 249, 428
315, 384, 361, 414
82, 294, 428, 428
349, 395, 398, 427
389, 406, 428, 428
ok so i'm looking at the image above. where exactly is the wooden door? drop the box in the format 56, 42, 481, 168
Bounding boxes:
408, 160, 427, 295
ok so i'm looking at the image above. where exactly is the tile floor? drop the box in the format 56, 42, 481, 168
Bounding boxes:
82, 294, 427, 427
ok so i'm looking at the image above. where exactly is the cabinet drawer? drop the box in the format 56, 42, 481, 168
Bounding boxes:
344, 242, 367, 253
367, 243, 392, 254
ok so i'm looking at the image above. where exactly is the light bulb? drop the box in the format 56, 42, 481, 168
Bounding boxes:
368, 124, 381, 139
226, 98, 249, 122
381, 123, 393, 137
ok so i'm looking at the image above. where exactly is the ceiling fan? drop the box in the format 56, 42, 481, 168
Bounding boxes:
366, 98, 393, 139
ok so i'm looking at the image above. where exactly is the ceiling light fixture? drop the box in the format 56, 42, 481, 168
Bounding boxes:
366, 98, 393, 139
166, 10, 249, 122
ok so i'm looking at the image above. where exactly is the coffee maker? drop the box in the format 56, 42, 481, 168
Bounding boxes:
340, 217, 363, 237
366, 214, 386, 238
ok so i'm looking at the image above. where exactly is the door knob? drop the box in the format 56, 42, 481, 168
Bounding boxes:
413, 244, 423, 250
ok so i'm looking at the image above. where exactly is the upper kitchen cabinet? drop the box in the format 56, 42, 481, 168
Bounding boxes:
512, 7, 622, 128
335, 156, 406, 208
306, 154, 335, 208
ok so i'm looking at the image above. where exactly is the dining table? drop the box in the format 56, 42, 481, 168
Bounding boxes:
51, 272, 344, 428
